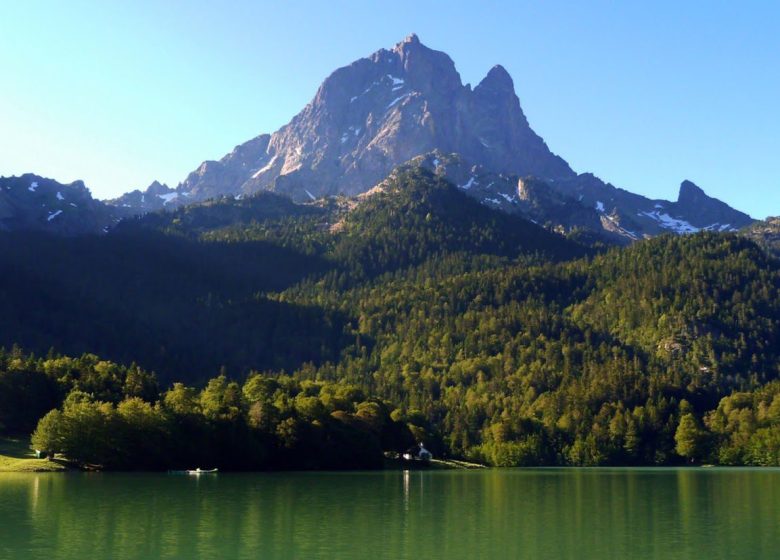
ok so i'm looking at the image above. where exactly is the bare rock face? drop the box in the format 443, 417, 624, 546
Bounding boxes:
112, 34, 754, 243
180, 135, 271, 200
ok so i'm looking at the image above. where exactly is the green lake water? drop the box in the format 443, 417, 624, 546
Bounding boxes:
0, 468, 778, 559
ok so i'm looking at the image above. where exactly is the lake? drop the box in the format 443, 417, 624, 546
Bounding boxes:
0, 468, 778, 559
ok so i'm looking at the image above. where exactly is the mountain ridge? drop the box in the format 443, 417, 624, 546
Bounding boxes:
0, 35, 758, 240
113, 34, 750, 242
0, 173, 121, 235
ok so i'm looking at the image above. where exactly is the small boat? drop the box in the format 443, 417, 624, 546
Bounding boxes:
186, 468, 218, 475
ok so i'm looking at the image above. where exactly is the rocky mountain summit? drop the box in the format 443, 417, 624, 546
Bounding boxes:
155, 34, 571, 206
117, 34, 750, 242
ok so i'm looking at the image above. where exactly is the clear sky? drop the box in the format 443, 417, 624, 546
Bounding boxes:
1, 1, 777, 216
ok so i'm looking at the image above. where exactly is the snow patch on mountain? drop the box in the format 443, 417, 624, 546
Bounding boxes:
702, 223, 735, 232
386, 93, 410, 110
460, 177, 477, 190
252, 155, 279, 179
387, 75, 404, 86
159, 192, 179, 204
639, 211, 699, 234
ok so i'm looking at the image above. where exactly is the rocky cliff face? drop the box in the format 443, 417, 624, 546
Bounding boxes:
111, 34, 754, 242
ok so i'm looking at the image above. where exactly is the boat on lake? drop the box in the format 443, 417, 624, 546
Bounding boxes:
168, 468, 219, 475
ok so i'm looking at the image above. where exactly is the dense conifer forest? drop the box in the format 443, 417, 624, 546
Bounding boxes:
2, 169, 779, 468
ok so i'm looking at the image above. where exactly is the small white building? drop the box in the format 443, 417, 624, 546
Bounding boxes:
404, 443, 433, 462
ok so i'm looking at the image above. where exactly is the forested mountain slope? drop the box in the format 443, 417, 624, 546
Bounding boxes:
0, 171, 583, 383
277, 233, 780, 465
0, 229, 343, 383
1, 171, 778, 468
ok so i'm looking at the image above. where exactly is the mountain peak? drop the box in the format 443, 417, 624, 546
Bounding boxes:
402, 33, 420, 45
678, 180, 708, 205
477, 64, 514, 92
393, 32, 425, 55
673, 179, 752, 227
146, 180, 171, 196
390, 33, 461, 93
163, 35, 575, 203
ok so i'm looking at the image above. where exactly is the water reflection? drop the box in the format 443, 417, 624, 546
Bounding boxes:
0, 469, 778, 559
403, 469, 410, 511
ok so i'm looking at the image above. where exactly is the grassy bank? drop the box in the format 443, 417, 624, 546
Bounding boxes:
430, 458, 487, 469
385, 457, 487, 470
0, 438, 66, 472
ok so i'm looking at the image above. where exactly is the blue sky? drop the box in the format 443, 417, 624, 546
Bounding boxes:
1, 1, 777, 217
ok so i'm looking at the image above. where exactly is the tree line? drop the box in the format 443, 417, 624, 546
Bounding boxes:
0, 349, 426, 469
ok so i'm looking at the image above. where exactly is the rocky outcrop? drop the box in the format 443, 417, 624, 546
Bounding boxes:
741, 216, 780, 259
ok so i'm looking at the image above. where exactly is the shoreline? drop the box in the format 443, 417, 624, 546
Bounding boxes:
0, 438, 67, 473
5, 438, 776, 474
